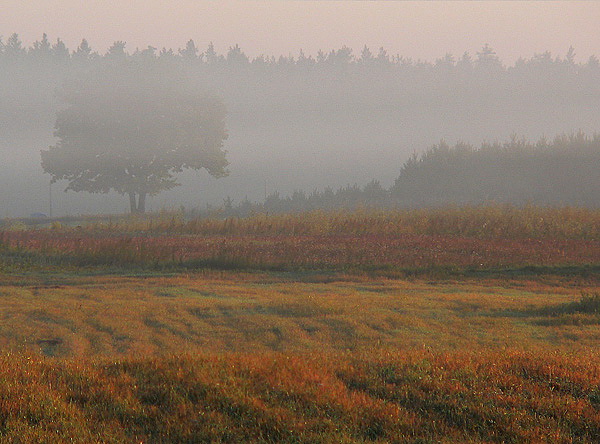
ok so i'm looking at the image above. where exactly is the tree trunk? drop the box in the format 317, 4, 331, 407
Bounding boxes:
138, 193, 146, 213
129, 192, 137, 213
128, 192, 146, 214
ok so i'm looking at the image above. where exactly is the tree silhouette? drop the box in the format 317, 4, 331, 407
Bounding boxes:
41, 59, 229, 213
390, 133, 600, 207
71, 39, 97, 66
4, 33, 25, 60
30, 33, 51, 62
179, 39, 199, 61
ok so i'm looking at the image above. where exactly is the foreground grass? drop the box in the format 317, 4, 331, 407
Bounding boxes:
2, 350, 600, 443
0, 270, 598, 441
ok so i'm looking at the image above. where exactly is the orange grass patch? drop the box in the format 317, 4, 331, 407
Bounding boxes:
0, 272, 597, 359
1, 350, 600, 442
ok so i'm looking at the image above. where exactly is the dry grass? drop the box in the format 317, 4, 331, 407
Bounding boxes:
0, 207, 599, 441
0, 272, 597, 359
84, 206, 600, 240
2, 207, 600, 274
2, 349, 600, 442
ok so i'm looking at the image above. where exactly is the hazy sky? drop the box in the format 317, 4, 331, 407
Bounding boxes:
2, 1, 599, 63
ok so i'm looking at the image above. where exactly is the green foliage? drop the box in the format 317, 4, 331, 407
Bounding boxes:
536, 292, 600, 317
556, 293, 600, 315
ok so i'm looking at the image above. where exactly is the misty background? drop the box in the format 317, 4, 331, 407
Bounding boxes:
1, 33, 599, 217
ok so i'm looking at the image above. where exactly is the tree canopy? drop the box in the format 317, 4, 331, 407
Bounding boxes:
390, 132, 600, 207
41, 58, 229, 213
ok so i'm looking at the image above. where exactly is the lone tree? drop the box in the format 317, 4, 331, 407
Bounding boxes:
41, 56, 229, 213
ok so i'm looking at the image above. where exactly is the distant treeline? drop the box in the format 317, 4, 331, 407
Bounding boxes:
209, 133, 600, 216
212, 181, 389, 217
2, 35, 598, 103
391, 132, 600, 207
1, 32, 600, 215
1, 33, 597, 78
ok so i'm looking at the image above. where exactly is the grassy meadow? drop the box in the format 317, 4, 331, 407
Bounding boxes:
0, 206, 600, 442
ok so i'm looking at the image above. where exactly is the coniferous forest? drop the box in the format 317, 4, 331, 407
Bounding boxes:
1, 33, 600, 216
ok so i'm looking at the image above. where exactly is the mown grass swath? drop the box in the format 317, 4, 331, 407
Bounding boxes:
1, 273, 597, 359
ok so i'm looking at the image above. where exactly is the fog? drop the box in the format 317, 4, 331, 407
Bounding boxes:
1, 31, 600, 216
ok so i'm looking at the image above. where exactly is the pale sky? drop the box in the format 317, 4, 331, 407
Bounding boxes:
1, 1, 598, 62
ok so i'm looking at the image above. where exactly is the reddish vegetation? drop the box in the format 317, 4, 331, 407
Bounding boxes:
2, 231, 599, 271
3, 207, 600, 271
1, 351, 600, 443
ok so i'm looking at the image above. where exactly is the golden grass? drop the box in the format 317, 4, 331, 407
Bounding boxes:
2, 349, 600, 442
0, 271, 599, 441
85, 206, 600, 239
0, 272, 597, 359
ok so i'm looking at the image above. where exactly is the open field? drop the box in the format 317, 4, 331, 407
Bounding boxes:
2, 206, 600, 276
2, 271, 600, 442
0, 207, 599, 442
0, 272, 599, 358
